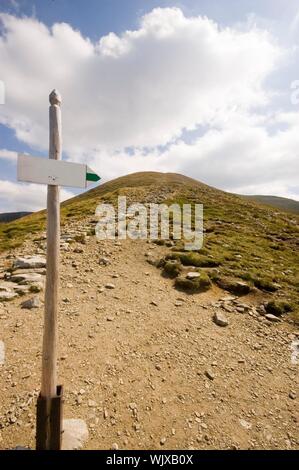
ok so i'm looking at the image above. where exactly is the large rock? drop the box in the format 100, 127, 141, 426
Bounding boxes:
146, 256, 161, 267
0, 290, 18, 301
213, 311, 229, 327
216, 277, 251, 296
62, 419, 89, 450
0, 284, 10, 292
265, 313, 281, 323
13, 256, 46, 270
21, 297, 41, 309
10, 273, 43, 285
13, 285, 31, 296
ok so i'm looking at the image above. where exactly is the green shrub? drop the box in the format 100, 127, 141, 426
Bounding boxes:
175, 272, 211, 292
166, 252, 221, 267
253, 278, 279, 292
215, 277, 252, 295
163, 260, 182, 278
265, 300, 293, 316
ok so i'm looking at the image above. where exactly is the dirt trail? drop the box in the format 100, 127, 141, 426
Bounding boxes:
0, 224, 298, 450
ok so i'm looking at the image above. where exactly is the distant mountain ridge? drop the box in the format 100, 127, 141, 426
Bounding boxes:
0, 212, 31, 223
245, 195, 299, 215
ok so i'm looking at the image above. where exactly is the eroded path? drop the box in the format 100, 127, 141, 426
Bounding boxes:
0, 223, 298, 449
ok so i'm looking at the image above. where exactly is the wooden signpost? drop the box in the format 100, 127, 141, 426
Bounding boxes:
17, 90, 100, 450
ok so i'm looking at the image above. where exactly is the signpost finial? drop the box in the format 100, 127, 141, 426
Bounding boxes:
49, 89, 62, 106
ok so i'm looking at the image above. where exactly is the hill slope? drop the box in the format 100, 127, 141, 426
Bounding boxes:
0, 212, 31, 223
245, 195, 299, 215
0, 172, 298, 316
0, 171, 299, 450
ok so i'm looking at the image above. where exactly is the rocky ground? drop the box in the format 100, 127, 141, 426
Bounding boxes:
0, 217, 298, 450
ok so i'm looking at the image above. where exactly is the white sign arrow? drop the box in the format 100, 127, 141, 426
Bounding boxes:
17, 154, 100, 188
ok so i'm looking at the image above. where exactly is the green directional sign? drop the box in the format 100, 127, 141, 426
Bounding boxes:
18, 154, 101, 188
86, 166, 101, 183
86, 172, 100, 182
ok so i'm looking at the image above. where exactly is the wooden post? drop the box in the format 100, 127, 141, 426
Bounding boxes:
36, 90, 63, 450
41, 89, 61, 397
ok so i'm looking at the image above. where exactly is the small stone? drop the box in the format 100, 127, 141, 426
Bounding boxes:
21, 297, 41, 309
223, 305, 234, 313
88, 400, 97, 407
213, 311, 229, 327
29, 282, 44, 293
289, 391, 296, 400
205, 370, 215, 381
155, 364, 161, 371
105, 283, 115, 289
236, 307, 245, 313
62, 419, 89, 450
220, 296, 236, 302
186, 272, 200, 280
160, 437, 166, 445
265, 314, 281, 323
111, 443, 119, 450
129, 402, 137, 410
150, 300, 158, 306
106, 316, 114, 322
239, 419, 252, 430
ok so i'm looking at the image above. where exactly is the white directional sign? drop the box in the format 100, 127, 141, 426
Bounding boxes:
17, 154, 100, 188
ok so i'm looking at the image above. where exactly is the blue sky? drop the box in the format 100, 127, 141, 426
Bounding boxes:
0, 0, 299, 211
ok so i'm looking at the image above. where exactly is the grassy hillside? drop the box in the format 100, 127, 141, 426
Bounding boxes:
1, 171, 298, 319
245, 195, 299, 215
0, 211, 32, 223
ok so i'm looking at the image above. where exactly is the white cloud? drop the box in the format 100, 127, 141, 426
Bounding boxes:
0, 7, 298, 206
0, 8, 283, 153
159, 111, 299, 199
0, 180, 74, 212
0, 148, 18, 161
83, 110, 299, 200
